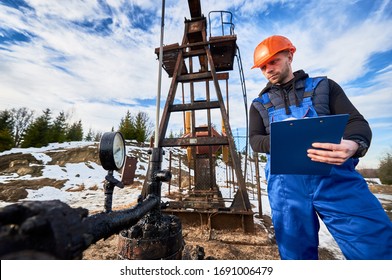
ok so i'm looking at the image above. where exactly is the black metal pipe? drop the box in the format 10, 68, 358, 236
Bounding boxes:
83, 195, 160, 245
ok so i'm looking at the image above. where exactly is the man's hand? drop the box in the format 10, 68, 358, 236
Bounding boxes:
307, 139, 359, 165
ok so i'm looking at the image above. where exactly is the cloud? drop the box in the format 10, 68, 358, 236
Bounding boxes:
0, 1, 161, 115
1, 0, 392, 168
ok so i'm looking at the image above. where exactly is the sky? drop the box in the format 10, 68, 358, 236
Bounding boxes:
0, 0, 391, 169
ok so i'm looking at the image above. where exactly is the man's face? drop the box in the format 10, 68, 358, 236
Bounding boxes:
259, 51, 293, 85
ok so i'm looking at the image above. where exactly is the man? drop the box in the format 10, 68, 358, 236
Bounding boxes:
249, 35, 392, 259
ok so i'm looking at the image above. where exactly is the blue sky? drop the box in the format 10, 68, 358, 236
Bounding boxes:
0, 0, 391, 169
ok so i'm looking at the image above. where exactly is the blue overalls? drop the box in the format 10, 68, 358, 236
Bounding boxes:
254, 78, 392, 259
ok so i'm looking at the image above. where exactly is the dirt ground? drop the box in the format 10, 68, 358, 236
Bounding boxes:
82, 215, 338, 260
82, 216, 280, 260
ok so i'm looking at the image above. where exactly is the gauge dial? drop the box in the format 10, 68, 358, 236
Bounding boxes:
112, 133, 125, 169
99, 132, 126, 170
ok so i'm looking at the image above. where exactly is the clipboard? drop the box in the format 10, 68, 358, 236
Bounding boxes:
270, 114, 349, 175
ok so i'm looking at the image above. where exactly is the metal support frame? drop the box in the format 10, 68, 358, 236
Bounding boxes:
149, 0, 254, 233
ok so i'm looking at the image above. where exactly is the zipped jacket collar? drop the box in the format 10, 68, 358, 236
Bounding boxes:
259, 70, 309, 95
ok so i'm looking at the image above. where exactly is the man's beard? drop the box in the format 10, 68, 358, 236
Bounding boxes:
269, 63, 291, 85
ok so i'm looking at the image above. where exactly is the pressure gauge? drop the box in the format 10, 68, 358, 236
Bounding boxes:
99, 132, 126, 171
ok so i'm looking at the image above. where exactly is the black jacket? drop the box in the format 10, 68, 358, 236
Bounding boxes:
249, 70, 372, 155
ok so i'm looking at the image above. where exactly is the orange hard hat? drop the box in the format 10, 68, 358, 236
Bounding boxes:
251, 35, 296, 69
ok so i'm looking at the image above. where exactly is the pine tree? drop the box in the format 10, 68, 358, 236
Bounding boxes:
0, 110, 14, 151
134, 111, 152, 143
169, 130, 174, 138
50, 111, 67, 143
94, 131, 103, 142
0, 130, 13, 152
66, 120, 83, 141
85, 128, 94, 141
0, 109, 14, 132
22, 108, 52, 148
118, 110, 135, 140
378, 152, 392, 185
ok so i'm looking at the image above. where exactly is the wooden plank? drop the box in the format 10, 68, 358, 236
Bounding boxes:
169, 101, 220, 112
187, 0, 202, 19
161, 137, 229, 147
177, 72, 212, 82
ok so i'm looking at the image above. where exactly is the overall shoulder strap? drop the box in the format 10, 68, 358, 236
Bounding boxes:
304, 76, 327, 98
253, 93, 274, 114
